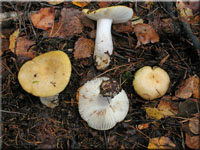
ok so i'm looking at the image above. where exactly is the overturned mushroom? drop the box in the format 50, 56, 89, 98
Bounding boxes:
133, 66, 170, 100
18, 50, 71, 108
78, 77, 129, 130
83, 6, 133, 70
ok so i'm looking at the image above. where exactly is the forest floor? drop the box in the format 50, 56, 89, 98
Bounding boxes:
1, 1, 200, 149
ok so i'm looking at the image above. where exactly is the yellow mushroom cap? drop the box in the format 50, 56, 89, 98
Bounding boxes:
18, 50, 71, 97
133, 66, 170, 100
83, 6, 133, 24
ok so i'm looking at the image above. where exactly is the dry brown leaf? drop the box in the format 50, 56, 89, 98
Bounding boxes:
189, 117, 199, 135
72, 0, 90, 8
9, 29, 36, 59
193, 75, 200, 98
30, 7, 55, 30
79, 13, 95, 29
74, 37, 94, 60
148, 136, 176, 149
175, 76, 195, 99
133, 23, 159, 48
45, 8, 83, 38
0, 34, 9, 56
185, 132, 200, 149
158, 99, 178, 117
98, 1, 111, 8
137, 123, 149, 130
113, 21, 133, 33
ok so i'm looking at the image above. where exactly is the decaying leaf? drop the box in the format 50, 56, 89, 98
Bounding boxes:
72, 0, 90, 8
98, 1, 111, 8
0, 34, 9, 56
9, 29, 36, 59
193, 75, 200, 98
30, 7, 55, 30
45, 8, 83, 38
145, 107, 163, 120
175, 75, 195, 99
185, 132, 200, 149
148, 136, 176, 149
157, 99, 178, 117
189, 117, 199, 135
113, 21, 133, 33
137, 123, 149, 130
74, 37, 94, 60
133, 23, 159, 48
176, 0, 199, 24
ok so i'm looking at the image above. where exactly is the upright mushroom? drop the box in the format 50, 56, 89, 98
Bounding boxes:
77, 77, 129, 130
18, 50, 71, 108
133, 66, 170, 100
83, 6, 133, 70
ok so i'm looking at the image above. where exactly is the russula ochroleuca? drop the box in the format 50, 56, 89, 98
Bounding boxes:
133, 66, 170, 100
78, 77, 129, 130
83, 6, 133, 70
18, 50, 71, 108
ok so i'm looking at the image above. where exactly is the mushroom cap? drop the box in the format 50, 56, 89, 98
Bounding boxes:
78, 77, 129, 130
83, 6, 133, 24
133, 66, 170, 100
18, 50, 71, 97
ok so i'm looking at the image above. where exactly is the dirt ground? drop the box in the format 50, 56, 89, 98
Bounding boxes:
1, 1, 200, 149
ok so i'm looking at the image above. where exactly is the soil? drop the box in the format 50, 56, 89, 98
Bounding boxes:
1, 1, 200, 149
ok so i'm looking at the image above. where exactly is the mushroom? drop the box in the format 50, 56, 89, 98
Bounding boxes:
83, 6, 133, 70
77, 77, 129, 130
133, 66, 170, 100
18, 50, 71, 108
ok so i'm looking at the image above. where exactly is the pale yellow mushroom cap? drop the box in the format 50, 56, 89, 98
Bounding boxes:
133, 66, 170, 100
83, 5, 133, 24
18, 50, 71, 97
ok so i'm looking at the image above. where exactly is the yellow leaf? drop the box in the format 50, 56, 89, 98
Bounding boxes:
148, 137, 176, 149
145, 107, 163, 120
72, 0, 90, 8
46, 0, 64, 5
9, 29, 19, 51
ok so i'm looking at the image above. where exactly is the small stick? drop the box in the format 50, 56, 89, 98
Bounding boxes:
0, 110, 26, 115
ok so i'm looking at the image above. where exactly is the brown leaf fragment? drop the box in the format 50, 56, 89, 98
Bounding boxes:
30, 7, 55, 30
113, 21, 133, 33
79, 13, 95, 29
137, 123, 149, 130
193, 75, 200, 98
185, 132, 200, 149
133, 23, 159, 48
158, 99, 178, 117
148, 136, 176, 149
45, 8, 83, 38
74, 37, 94, 60
175, 76, 195, 99
189, 117, 199, 135
98, 1, 112, 8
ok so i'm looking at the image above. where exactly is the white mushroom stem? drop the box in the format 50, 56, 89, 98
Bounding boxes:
94, 19, 113, 70
40, 94, 59, 108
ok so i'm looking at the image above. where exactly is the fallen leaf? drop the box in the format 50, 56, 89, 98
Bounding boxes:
145, 107, 163, 120
185, 132, 200, 149
30, 7, 55, 30
175, 76, 195, 99
178, 99, 200, 117
74, 37, 94, 60
113, 21, 133, 33
189, 117, 199, 135
72, 0, 90, 8
157, 99, 178, 117
133, 23, 159, 48
98, 1, 111, 8
148, 136, 176, 149
0, 34, 9, 56
137, 123, 149, 130
9, 29, 36, 59
46, 0, 64, 5
193, 75, 200, 98
131, 16, 144, 27
45, 8, 83, 38
79, 13, 95, 29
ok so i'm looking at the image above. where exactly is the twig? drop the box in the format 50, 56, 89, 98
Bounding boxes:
0, 110, 26, 115
103, 130, 108, 150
